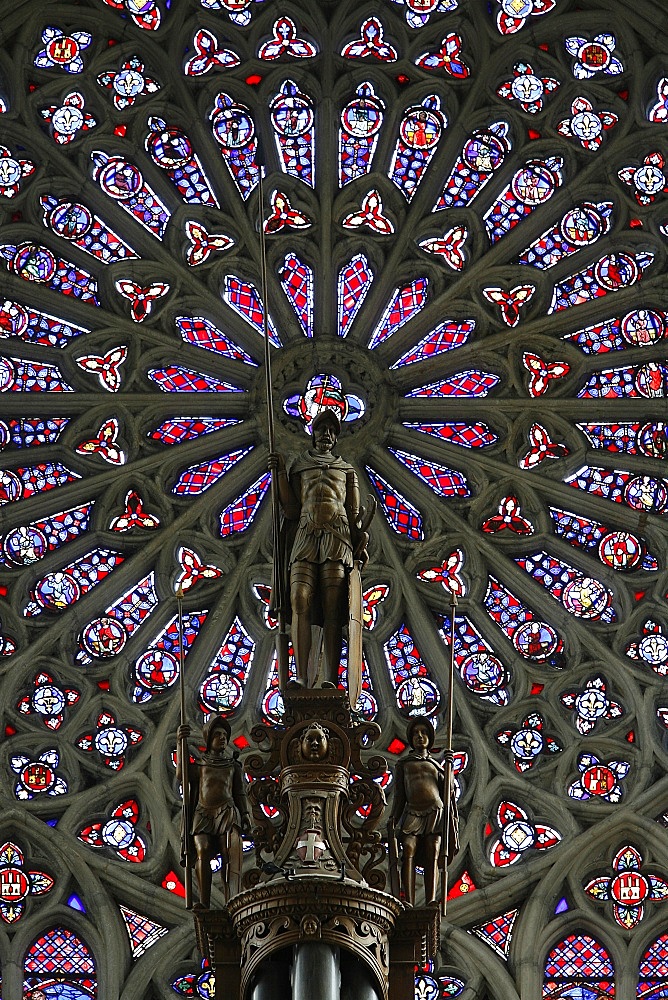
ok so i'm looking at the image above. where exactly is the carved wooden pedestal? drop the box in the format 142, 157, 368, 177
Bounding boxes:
192, 690, 439, 999
228, 877, 402, 998
194, 892, 439, 1000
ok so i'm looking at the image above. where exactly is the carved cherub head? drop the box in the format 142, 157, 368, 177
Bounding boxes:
300, 722, 330, 762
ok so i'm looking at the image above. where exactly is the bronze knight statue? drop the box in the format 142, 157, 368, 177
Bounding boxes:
268, 408, 373, 696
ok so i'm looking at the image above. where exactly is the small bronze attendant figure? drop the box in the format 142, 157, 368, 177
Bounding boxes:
389, 718, 446, 907
177, 716, 252, 907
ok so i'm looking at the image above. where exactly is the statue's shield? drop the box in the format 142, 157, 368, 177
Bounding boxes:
347, 561, 363, 710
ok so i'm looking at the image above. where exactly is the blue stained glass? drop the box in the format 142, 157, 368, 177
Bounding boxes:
132, 611, 207, 703
91, 150, 170, 239
0, 355, 73, 392
578, 363, 667, 399
339, 82, 384, 187
145, 117, 219, 206
199, 0, 266, 24
389, 95, 446, 202
390, 319, 474, 368
564, 465, 668, 515
337, 254, 374, 337
483, 157, 564, 243
415, 31, 470, 77
283, 374, 365, 427
484, 577, 564, 665
368, 278, 428, 349
172, 448, 252, 495
437, 612, 510, 706
96, 54, 160, 110
41, 195, 139, 263
550, 507, 657, 571
33, 27, 92, 74
0, 461, 81, 504
150, 417, 240, 445
24, 926, 96, 997
223, 276, 281, 347
24, 548, 124, 617
279, 253, 313, 337
340, 16, 397, 62
0, 300, 89, 348
384, 622, 441, 717
175, 316, 257, 365
184, 27, 241, 77
516, 551, 616, 623
270, 80, 315, 187
0, 503, 92, 567
496, 60, 560, 114
219, 472, 271, 535
2, 417, 70, 449
257, 16, 317, 60
390, 0, 458, 27
390, 448, 470, 497
209, 92, 260, 200
548, 251, 654, 313
519, 201, 613, 269
434, 121, 511, 210
639, 933, 668, 995
543, 933, 614, 997
75, 572, 159, 665
0, 241, 99, 305
563, 308, 667, 354
198, 616, 255, 717
405, 370, 499, 398
577, 421, 666, 458
366, 466, 424, 539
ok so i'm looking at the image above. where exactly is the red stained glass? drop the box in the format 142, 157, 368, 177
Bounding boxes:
219, 472, 271, 535
366, 466, 423, 539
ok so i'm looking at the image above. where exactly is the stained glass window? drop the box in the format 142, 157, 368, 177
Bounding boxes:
1, 1, 666, 996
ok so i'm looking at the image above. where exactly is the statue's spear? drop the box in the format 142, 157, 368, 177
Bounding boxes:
441, 590, 459, 917
176, 585, 193, 909
257, 142, 289, 691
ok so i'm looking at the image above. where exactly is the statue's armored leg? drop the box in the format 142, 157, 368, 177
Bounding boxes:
290, 562, 316, 685
321, 562, 346, 685
424, 834, 441, 905
401, 835, 417, 906
225, 829, 243, 899
194, 834, 213, 908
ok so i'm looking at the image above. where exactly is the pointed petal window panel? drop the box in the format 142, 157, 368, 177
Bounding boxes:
1, 1, 666, 996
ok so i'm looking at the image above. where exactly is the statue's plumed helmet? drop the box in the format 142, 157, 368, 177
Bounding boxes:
311, 408, 341, 436
203, 714, 232, 749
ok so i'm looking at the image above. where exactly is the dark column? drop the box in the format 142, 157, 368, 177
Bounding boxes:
340, 954, 383, 1000
292, 943, 340, 1000
250, 959, 292, 1000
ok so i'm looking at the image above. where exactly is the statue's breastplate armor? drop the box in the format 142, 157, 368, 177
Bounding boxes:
298, 466, 348, 526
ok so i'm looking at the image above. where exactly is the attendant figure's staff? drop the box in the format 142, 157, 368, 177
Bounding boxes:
257, 142, 289, 690
441, 590, 459, 917
176, 585, 193, 909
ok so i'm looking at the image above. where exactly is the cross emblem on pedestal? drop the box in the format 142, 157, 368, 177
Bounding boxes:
295, 829, 326, 863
